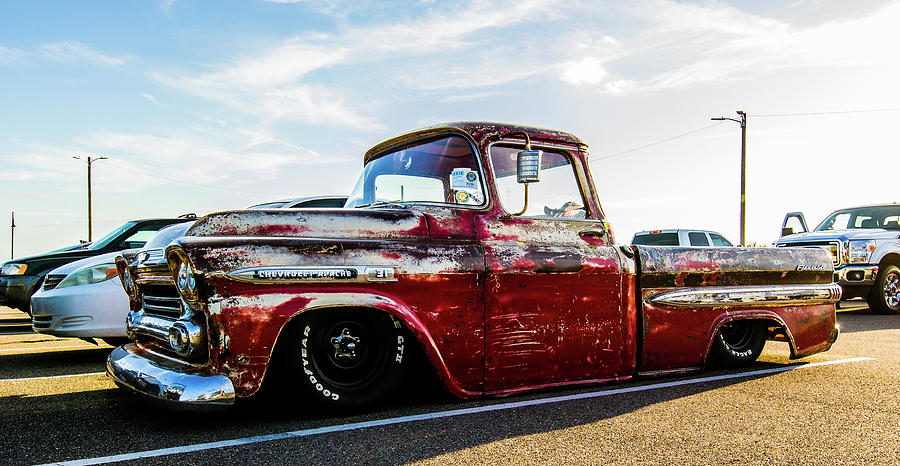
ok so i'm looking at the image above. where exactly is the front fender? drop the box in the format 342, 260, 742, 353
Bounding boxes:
207, 290, 478, 399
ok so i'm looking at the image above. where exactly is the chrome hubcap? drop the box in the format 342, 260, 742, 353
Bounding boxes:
330, 328, 360, 360
884, 272, 900, 308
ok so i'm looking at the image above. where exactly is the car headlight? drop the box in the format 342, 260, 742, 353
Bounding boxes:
847, 240, 876, 264
1, 263, 27, 275
168, 251, 199, 304
55, 263, 118, 289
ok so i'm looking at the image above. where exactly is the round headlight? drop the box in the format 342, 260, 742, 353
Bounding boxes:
171, 253, 199, 303
177, 262, 190, 293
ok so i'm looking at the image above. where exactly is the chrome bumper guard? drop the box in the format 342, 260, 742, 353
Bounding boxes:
107, 344, 235, 411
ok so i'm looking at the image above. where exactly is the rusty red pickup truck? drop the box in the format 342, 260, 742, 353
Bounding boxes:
108, 122, 841, 411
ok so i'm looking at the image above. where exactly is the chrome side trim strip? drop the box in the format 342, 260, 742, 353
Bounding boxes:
227, 266, 398, 284
648, 283, 842, 308
107, 344, 234, 411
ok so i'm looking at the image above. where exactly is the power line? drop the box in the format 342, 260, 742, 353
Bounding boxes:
754, 107, 900, 117
595, 122, 726, 160
100, 161, 293, 196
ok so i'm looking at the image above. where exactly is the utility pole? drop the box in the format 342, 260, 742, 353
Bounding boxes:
9, 211, 14, 260
73, 155, 108, 242
711, 111, 747, 246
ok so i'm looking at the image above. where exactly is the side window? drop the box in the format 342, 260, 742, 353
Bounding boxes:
688, 232, 710, 246
374, 175, 445, 203
490, 146, 587, 219
710, 233, 732, 246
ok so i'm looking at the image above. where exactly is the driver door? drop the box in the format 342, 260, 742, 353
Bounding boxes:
480, 144, 626, 392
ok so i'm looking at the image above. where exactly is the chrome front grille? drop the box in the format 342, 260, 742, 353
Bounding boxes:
43, 274, 66, 291
140, 283, 182, 318
779, 241, 841, 266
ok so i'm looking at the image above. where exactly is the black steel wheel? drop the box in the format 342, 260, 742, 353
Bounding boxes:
282, 309, 409, 408
709, 320, 767, 367
867, 264, 900, 314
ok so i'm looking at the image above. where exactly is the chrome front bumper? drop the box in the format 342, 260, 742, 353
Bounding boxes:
107, 344, 235, 411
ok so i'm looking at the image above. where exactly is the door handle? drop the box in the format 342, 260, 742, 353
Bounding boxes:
578, 227, 607, 237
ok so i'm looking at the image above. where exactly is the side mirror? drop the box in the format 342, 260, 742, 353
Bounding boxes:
508, 150, 543, 217
781, 212, 808, 236
516, 150, 542, 183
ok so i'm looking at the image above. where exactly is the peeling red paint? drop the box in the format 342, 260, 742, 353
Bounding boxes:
120, 122, 838, 408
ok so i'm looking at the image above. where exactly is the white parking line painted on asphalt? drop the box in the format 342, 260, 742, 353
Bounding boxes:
0, 372, 105, 383
46, 357, 874, 466
0, 344, 105, 354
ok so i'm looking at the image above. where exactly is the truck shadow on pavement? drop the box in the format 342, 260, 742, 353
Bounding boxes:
836, 310, 900, 333
2, 361, 805, 465
0, 346, 111, 379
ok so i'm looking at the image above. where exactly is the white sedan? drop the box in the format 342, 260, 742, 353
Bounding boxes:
31, 251, 131, 344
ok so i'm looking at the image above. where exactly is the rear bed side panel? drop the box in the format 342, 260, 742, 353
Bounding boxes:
635, 246, 839, 372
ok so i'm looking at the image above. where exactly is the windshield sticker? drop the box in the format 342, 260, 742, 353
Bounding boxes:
454, 189, 483, 205
451, 168, 479, 191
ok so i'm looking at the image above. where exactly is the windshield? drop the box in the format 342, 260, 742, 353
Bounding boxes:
87, 221, 137, 250
345, 135, 485, 208
815, 205, 900, 231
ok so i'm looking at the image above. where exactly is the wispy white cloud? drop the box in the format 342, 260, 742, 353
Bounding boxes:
141, 93, 158, 104
342, 0, 562, 53
6, 125, 345, 198
151, 0, 562, 125
555, 0, 900, 94
0, 45, 27, 65
39, 41, 126, 66
160, 0, 177, 13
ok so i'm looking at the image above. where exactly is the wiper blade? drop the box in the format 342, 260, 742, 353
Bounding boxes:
354, 200, 410, 209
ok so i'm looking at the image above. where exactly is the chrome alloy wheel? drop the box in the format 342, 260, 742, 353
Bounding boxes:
884, 270, 900, 308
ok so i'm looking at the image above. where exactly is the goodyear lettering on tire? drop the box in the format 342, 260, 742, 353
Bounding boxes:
301, 325, 340, 401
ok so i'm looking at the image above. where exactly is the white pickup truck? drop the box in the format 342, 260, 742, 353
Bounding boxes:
777, 203, 900, 314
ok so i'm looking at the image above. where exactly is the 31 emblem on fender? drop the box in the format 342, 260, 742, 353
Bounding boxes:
227, 266, 398, 284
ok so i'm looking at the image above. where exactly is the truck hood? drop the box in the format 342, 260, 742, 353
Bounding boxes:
777, 229, 900, 244
186, 208, 429, 240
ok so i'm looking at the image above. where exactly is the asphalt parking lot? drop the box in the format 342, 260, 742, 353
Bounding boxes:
1, 302, 898, 465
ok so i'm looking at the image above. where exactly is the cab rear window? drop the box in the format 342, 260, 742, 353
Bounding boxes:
632, 233, 678, 246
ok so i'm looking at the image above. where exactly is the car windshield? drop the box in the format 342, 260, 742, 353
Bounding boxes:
87, 221, 137, 250
815, 205, 900, 231
345, 135, 485, 208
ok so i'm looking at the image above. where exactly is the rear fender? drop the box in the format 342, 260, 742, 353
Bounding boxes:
705, 311, 795, 362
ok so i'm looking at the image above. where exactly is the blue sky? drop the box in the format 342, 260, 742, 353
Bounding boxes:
2, 0, 900, 258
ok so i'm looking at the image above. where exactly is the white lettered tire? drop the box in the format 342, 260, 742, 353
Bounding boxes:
708, 320, 767, 368
284, 309, 409, 409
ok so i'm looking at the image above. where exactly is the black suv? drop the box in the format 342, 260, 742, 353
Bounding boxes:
0, 215, 196, 314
